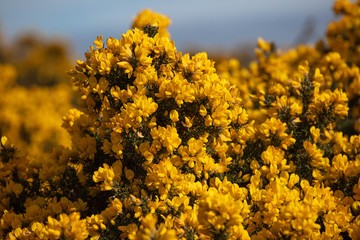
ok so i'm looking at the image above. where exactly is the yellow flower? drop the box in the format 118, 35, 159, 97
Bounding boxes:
77, 135, 97, 160
211, 102, 231, 128
132, 9, 171, 38
182, 116, 195, 128
309, 88, 349, 121
169, 110, 179, 123
257, 37, 272, 52
93, 35, 103, 49
93, 164, 115, 191
150, 125, 182, 154
118, 61, 134, 77
272, 201, 320, 239
198, 187, 249, 237
129, 213, 177, 240
258, 117, 296, 149
330, 153, 349, 176
101, 198, 123, 224
261, 145, 289, 179
125, 168, 135, 181
303, 140, 330, 170
44, 215, 62, 239
145, 157, 182, 199
120, 94, 158, 130
310, 126, 320, 143
59, 212, 89, 240
349, 216, 360, 240
86, 214, 106, 238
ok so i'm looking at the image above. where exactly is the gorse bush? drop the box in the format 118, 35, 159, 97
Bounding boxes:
1, 0, 360, 239
0, 34, 73, 157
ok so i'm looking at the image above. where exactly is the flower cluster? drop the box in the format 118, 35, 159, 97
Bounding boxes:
1, 2, 360, 239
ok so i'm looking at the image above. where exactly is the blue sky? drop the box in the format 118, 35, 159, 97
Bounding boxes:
0, 1, 335, 59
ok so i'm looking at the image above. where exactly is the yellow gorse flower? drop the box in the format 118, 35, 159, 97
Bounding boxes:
2, 1, 360, 239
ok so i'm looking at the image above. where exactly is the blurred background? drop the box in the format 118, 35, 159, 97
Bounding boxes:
1, 0, 335, 60
0, 0, 337, 156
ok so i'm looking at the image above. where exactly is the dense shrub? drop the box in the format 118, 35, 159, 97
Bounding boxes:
1, 1, 360, 239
